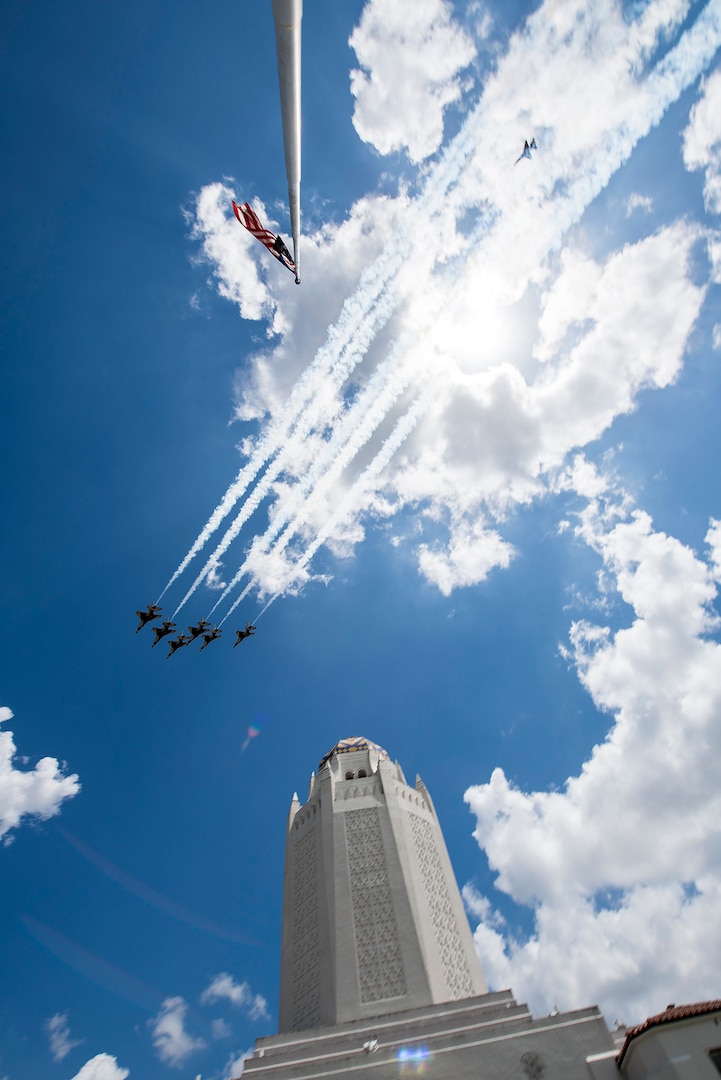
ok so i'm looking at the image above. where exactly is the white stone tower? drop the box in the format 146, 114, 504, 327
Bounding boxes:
278, 736, 487, 1032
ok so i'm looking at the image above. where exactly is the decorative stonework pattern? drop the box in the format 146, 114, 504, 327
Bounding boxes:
335, 778, 379, 801
409, 813, 475, 999
345, 808, 407, 1003
291, 826, 321, 1029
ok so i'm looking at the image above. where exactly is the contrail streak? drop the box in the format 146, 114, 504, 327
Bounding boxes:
159, 53, 508, 609
170, 283, 399, 618
219, 0, 721, 614
210, 344, 422, 617
166, 0, 721, 620
58, 829, 261, 947
160, 249, 402, 603
231, 391, 435, 623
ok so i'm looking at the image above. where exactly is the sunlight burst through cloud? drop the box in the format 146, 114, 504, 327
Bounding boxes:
178, 0, 720, 626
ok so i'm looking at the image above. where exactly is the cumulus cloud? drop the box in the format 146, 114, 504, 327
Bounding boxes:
417, 521, 514, 595
349, 0, 476, 163
180, 0, 719, 613
0, 706, 80, 844
149, 997, 205, 1067
200, 973, 269, 1022
625, 192, 654, 217
191, 185, 286, 332
69, 1054, 129, 1080
193, 187, 409, 427
389, 221, 705, 591
682, 65, 721, 214
705, 517, 721, 583
223, 1047, 253, 1079
47, 1012, 83, 1062
464, 498, 721, 1023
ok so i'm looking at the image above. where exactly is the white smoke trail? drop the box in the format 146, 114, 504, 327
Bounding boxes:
170, 0, 721, 619
212, 347, 420, 616
221, 391, 434, 624
169, 285, 401, 618
204, 254, 462, 620
160, 249, 402, 602
218, 0, 721, 615
160, 72, 497, 607
222, 581, 254, 626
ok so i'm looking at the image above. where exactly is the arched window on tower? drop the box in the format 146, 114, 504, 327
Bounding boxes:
357, 769, 367, 778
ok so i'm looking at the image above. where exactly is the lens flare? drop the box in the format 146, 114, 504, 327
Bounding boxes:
397, 1044, 432, 1074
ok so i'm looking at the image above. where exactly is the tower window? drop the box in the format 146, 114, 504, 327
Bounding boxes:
357, 769, 367, 778
345, 771, 353, 780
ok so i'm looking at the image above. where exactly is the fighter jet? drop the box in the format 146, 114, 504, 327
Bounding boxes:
515, 138, 538, 164
136, 603, 162, 632
187, 618, 211, 642
167, 633, 191, 658
151, 619, 177, 647
233, 622, 256, 646
199, 626, 222, 652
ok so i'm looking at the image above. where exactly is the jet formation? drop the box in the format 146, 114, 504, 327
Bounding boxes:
137, 0, 536, 640
134, 605, 254, 657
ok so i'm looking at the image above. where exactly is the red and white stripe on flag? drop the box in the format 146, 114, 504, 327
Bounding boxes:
232, 201, 277, 252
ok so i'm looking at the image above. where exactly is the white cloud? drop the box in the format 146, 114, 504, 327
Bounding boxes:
390, 221, 705, 591
69, 1054, 129, 1080
349, 0, 476, 163
417, 521, 514, 595
200, 973, 269, 1022
713, 323, 721, 349
533, 249, 603, 364
211, 1018, 232, 1039
0, 707, 80, 843
149, 997, 205, 1067
192, 185, 288, 335
464, 501, 721, 1024
47, 1012, 82, 1062
625, 192, 654, 217
223, 1047, 253, 1079
181, 0, 719, 611
204, 562, 226, 591
705, 517, 721, 582
682, 65, 721, 214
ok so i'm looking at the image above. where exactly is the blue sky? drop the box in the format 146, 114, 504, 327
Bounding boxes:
2, 0, 721, 1077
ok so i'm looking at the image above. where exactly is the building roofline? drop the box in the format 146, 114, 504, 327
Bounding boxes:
616, 1000, 721, 1067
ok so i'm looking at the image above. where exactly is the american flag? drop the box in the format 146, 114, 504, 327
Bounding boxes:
232, 200, 297, 278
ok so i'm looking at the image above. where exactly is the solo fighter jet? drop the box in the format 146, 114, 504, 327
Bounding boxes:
167, 633, 190, 658
199, 626, 222, 652
136, 603, 162, 632
515, 138, 538, 164
152, 619, 177, 647
233, 622, 256, 646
